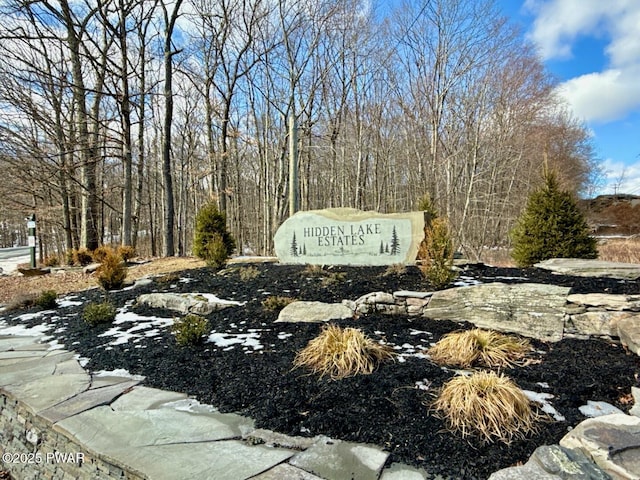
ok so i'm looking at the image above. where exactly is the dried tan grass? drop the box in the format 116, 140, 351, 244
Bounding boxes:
432, 371, 538, 444
293, 324, 395, 380
0, 257, 205, 305
427, 329, 531, 369
597, 237, 640, 263
476, 247, 515, 267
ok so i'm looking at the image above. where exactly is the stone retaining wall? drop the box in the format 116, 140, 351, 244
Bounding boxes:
0, 392, 144, 480
339, 283, 640, 349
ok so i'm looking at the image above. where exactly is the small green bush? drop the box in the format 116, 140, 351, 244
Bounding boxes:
83, 301, 116, 326
172, 314, 210, 346
193, 202, 235, 267
156, 273, 180, 284
511, 172, 598, 267
320, 272, 346, 287
35, 290, 58, 309
96, 252, 128, 290
302, 264, 325, 277
262, 295, 296, 311
239, 266, 260, 281
417, 217, 458, 289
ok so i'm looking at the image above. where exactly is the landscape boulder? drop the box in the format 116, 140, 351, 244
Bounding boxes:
535, 258, 640, 280
560, 414, 640, 479
423, 283, 570, 342
616, 313, 640, 355
136, 293, 243, 316
276, 301, 353, 323
488, 444, 610, 480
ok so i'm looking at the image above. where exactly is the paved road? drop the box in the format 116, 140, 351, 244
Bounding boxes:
0, 246, 30, 261
0, 246, 31, 274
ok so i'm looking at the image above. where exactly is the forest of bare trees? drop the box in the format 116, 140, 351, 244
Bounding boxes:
0, 0, 598, 260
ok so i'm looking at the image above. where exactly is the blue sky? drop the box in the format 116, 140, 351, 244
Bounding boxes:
496, 0, 640, 196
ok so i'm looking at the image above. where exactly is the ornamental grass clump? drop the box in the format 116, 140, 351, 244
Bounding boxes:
293, 324, 395, 380
172, 314, 210, 346
427, 329, 531, 369
432, 371, 538, 444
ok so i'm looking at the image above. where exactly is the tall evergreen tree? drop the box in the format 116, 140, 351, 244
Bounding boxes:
511, 172, 597, 267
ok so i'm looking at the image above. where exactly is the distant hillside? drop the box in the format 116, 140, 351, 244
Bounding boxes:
579, 194, 640, 236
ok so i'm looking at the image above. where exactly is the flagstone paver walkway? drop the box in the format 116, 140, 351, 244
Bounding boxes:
0, 334, 427, 480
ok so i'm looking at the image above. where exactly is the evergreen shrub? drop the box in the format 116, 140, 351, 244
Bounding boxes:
43, 254, 60, 267
117, 245, 136, 261
35, 290, 58, 309
193, 203, 236, 267
511, 172, 597, 267
92, 245, 113, 263
72, 248, 93, 266
417, 217, 457, 289
172, 314, 210, 346
96, 252, 127, 290
83, 301, 116, 326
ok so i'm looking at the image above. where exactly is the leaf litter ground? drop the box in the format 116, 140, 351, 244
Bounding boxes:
1, 263, 639, 479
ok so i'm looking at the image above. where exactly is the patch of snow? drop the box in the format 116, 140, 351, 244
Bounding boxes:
193, 293, 246, 306
74, 355, 90, 367
207, 331, 264, 351
57, 295, 84, 308
92, 368, 146, 381
579, 400, 624, 418
409, 329, 432, 336
415, 379, 432, 391
47, 339, 65, 351
0, 322, 52, 336
14, 311, 46, 322
98, 309, 174, 346
163, 398, 219, 414
523, 390, 565, 421
277, 332, 293, 340
454, 276, 482, 287
537, 382, 550, 389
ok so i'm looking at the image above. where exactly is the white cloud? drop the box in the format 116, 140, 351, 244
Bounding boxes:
524, 0, 609, 61
556, 67, 640, 122
524, 0, 640, 123
598, 158, 640, 195
524, 0, 637, 65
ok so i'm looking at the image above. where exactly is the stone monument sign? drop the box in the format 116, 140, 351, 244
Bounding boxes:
274, 208, 425, 266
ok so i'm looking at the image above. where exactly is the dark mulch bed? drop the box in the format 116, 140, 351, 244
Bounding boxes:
2, 263, 640, 479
